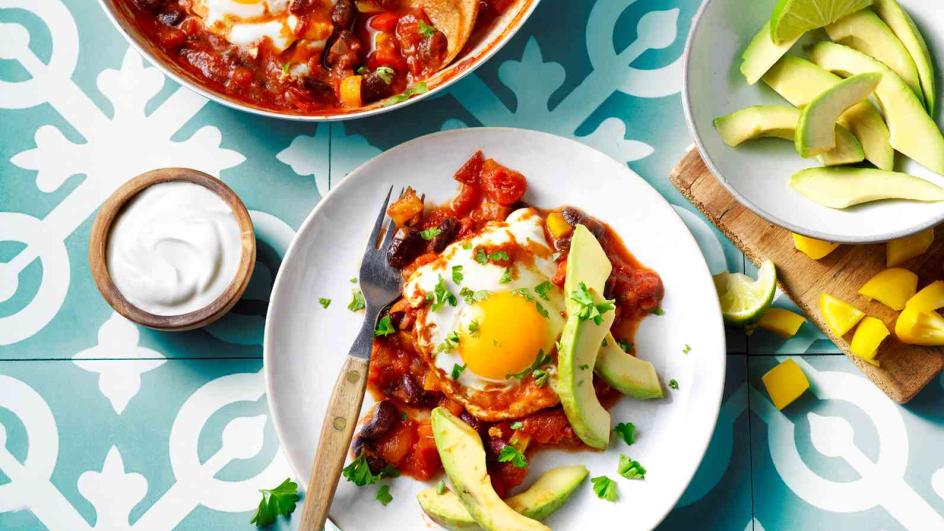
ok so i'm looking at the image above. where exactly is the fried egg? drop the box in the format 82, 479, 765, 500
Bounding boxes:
192, 0, 334, 53
405, 208, 567, 394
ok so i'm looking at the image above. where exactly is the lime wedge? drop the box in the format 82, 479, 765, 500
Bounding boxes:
769, 0, 873, 44
714, 260, 777, 325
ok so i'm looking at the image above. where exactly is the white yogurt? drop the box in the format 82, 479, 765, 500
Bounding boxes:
107, 181, 242, 316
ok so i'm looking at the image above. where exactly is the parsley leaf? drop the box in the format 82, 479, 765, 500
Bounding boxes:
510, 421, 523, 430
452, 265, 464, 284
651, 307, 665, 316
436, 480, 447, 494
250, 478, 299, 527
451, 363, 466, 380
570, 282, 616, 325
468, 320, 480, 336
382, 81, 429, 106
602, 338, 609, 347
590, 475, 617, 501
617, 455, 646, 480
348, 289, 366, 311
418, 20, 437, 38
281, 62, 292, 76
376, 485, 393, 506
617, 339, 633, 352
507, 350, 551, 380
497, 445, 527, 468
669, 379, 679, 390
374, 315, 395, 337
350, 277, 358, 283
683, 343, 691, 354
460, 287, 490, 305
534, 281, 553, 300
532, 369, 548, 387
420, 227, 442, 240
319, 297, 331, 309
426, 275, 457, 310
374, 66, 395, 84
578, 363, 590, 370
614, 422, 636, 446
534, 301, 549, 318
500, 268, 513, 284
475, 248, 488, 264
437, 331, 461, 354
489, 251, 510, 261
342, 455, 378, 486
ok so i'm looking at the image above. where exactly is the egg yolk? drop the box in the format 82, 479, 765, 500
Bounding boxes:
460, 291, 548, 380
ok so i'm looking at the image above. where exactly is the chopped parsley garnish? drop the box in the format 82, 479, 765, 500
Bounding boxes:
420, 227, 442, 240
578, 363, 590, 370
651, 307, 665, 316
534, 281, 553, 300
617, 455, 646, 480
468, 320, 480, 336
319, 297, 331, 309
534, 301, 549, 318
570, 282, 616, 325
450, 363, 466, 380
438, 331, 461, 354
500, 268, 513, 284
590, 475, 617, 501
348, 289, 366, 311
532, 369, 548, 387
475, 248, 511, 265
281, 62, 292, 76
475, 248, 488, 264
460, 287, 489, 304
374, 315, 395, 337
382, 82, 429, 106
452, 265, 464, 284
436, 480, 447, 495
669, 379, 679, 390
490, 251, 510, 261
250, 478, 299, 527
342, 455, 388, 486
350, 277, 358, 283
510, 421, 523, 430
427, 275, 457, 310
617, 339, 633, 352
507, 350, 551, 380
375, 484, 393, 506
374, 66, 395, 84
601, 338, 609, 347
400, 411, 408, 420
614, 422, 636, 446
683, 343, 691, 354
356, 66, 367, 74
497, 445, 527, 468
418, 20, 437, 38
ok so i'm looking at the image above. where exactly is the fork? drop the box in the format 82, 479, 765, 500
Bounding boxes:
299, 186, 403, 531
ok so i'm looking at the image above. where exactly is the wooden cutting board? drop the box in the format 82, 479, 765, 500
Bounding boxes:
670, 148, 944, 403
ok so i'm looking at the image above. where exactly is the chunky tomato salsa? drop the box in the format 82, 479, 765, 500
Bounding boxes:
346, 152, 664, 496
124, 0, 513, 113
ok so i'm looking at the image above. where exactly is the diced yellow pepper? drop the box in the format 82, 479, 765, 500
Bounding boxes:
887, 228, 934, 267
756, 308, 806, 338
905, 280, 944, 312
340, 75, 363, 108
820, 293, 865, 336
762, 359, 810, 410
546, 212, 572, 239
858, 268, 918, 311
895, 307, 944, 345
849, 317, 890, 366
792, 233, 840, 260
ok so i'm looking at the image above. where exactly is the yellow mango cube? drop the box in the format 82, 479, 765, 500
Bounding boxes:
757, 308, 807, 338
546, 212, 573, 238
849, 317, 890, 366
762, 359, 810, 410
895, 307, 944, 346
906, 281, 944, 312
858, 268, 918, 311
792, 233, 840, 260
820, 293, 865, 336
887, 228, 934, 267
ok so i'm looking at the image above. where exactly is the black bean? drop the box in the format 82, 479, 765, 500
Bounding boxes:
387, 227, 425, 269
561, 207, 583, 227
429, 218, 459, 252
357, 399, 399, 442
289, 0, 313, 15
554, 234, 572, 253
460, 411, 487, 439
330, 0, 355, 28
361, 72, 392, 104
157, 8, 184, 26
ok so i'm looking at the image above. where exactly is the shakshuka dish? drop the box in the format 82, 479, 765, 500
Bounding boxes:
121, 0, 518, 113
344, 151, 667, 527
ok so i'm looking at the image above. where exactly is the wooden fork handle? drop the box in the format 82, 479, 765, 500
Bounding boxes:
299, 355, 370, 531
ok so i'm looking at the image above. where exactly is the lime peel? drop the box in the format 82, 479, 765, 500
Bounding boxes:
714, 260, 778, 325
769, 0, 874, 44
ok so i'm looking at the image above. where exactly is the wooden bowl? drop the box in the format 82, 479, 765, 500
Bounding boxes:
89, 168, 256, 331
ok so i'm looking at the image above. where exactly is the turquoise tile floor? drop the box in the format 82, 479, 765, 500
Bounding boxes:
1, 0, 943, 529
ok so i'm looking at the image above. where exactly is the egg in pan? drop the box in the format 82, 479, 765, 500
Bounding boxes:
403, 208, 568, 420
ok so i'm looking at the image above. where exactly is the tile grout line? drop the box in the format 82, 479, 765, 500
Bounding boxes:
744, 353, 757, 530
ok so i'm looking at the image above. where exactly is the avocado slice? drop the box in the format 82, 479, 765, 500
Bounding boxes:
874, 0, 936, 115
763, 55, 894, 170
809, 42, 944, 174
796, 72, 881, 157
559, 225, 615, 449
740, 23, 801, 85
430, 408, 549, 531
417, 465, 589, 529
826, 8, 924, 104
790, 167, 944, 208
713, 105, 865, 165
596, 333, 663, 399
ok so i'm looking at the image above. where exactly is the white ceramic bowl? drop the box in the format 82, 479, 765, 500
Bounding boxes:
264, 128, 726, 530
98, 0, 539, 121
683, 0, 944, 243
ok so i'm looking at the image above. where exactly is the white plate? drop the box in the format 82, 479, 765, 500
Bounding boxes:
264, 128, 726, 530
683, 0, 944, 244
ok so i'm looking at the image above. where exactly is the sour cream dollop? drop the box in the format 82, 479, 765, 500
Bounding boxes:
107, 181, 242, 316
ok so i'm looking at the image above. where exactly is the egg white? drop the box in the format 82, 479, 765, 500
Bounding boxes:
192, 0, 333, 53
405, 208, 567, 390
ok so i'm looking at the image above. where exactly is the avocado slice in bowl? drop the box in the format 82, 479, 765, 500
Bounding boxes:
790, 167, 944, 208
873, 0, 936, 115
795, 72, 881, 157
